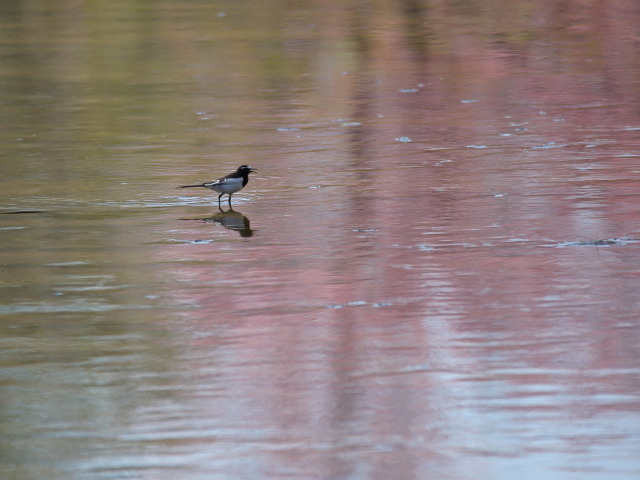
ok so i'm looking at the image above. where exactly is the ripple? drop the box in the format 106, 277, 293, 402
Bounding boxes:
551, 238, 637, 248
0, 301, 152, 315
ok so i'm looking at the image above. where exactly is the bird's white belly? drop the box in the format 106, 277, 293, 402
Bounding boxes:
206, 178, 243, 194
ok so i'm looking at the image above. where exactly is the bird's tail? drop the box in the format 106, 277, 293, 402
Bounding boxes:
179, 183, 206, 188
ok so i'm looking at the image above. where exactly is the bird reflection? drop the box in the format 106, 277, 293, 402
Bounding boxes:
199, 208, 254, 237
206, 208, 253, 237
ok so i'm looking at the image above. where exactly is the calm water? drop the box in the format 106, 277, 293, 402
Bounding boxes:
2, 1, 640, 479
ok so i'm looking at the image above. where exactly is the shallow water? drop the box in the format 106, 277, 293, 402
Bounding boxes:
2, 1, 640, 479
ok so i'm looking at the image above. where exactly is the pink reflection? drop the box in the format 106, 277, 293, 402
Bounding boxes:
153, 1, 640, 478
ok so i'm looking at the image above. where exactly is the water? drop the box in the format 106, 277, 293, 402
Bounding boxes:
2, 1, 640, 479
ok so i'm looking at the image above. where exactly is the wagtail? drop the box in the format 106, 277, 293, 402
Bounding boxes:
180, 165, 256, 207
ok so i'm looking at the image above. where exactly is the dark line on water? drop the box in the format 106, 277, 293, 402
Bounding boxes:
0, 210, 48, 215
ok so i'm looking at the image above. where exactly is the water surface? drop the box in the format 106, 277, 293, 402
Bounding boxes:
1, 1, 640, 479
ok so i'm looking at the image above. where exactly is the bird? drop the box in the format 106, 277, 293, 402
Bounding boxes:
180, 165, 256, 207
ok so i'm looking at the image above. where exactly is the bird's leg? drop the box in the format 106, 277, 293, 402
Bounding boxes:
227, 194, 233, 207
217, 193, 224, 207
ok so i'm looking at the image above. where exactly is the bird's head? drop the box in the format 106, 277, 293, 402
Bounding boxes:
237, 165, 256, 174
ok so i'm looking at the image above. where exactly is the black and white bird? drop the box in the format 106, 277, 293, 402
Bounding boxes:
180, 165, 256, 207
